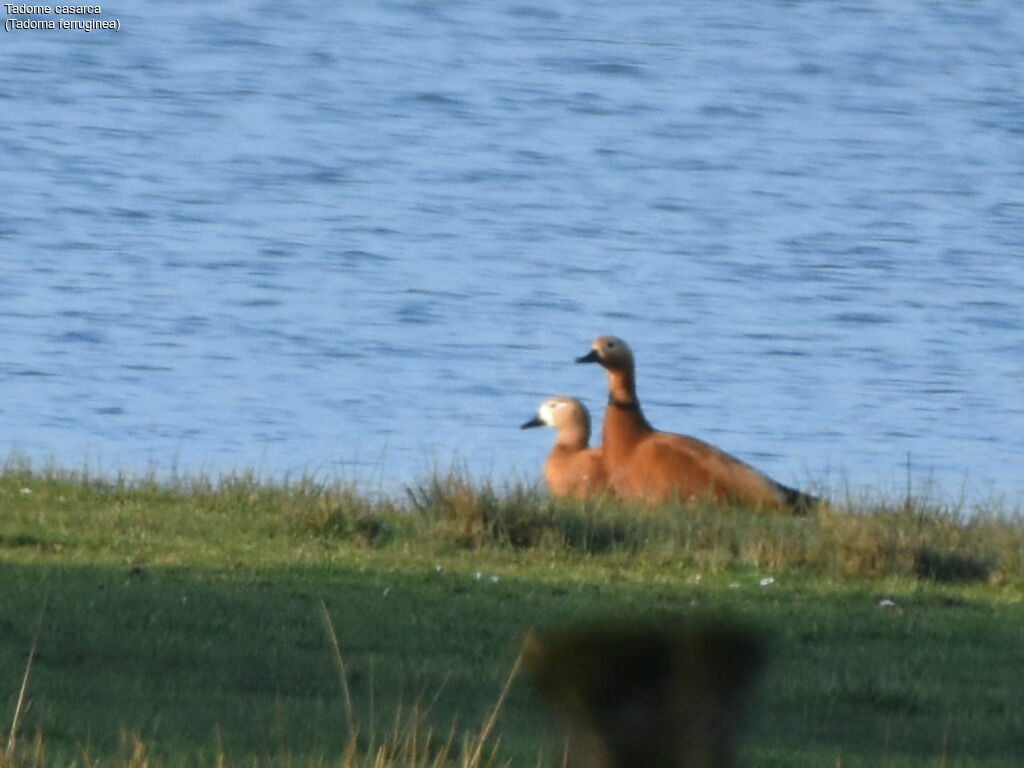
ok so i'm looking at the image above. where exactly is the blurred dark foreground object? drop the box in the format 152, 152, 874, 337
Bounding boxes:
524, 621, 762, 768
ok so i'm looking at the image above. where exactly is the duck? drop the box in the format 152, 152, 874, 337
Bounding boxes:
576, 335, 816, 511
521, 396, 610, 499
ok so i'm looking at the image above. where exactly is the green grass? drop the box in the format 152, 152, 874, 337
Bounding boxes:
1, 460, 1023, 767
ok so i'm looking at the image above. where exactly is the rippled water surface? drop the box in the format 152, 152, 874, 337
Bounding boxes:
2, 2, 1022, 503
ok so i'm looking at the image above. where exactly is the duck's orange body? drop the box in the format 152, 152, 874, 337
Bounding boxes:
578, 336, 813, 510
522, 396, 610, 499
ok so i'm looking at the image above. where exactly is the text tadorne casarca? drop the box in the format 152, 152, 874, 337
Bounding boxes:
5, 4, 103, 13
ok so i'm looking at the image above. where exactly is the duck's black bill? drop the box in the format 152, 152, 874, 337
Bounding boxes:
520, 417, 545, 429
575, 349, 600, 364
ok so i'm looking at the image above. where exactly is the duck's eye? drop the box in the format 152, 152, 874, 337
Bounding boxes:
607, 341, 617, 349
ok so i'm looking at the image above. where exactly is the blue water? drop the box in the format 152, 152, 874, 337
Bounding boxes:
2, 2, 1022, 505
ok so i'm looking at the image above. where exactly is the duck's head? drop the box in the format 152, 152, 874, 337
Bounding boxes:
521, 396, 591, 434
575, 335, 634, 371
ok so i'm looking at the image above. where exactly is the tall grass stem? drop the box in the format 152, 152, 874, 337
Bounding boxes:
464, 638, 527, 768
7, 590, 48, 756
318, 598, 356, 744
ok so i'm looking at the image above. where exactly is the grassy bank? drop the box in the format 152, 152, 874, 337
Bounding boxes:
1, 463, 1023, 767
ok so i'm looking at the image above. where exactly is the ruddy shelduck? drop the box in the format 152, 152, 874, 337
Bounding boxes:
521, 396, 610, 499
576, 336, 816, 511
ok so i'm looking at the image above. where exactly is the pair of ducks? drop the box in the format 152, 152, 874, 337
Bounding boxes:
523, 335, 815, 512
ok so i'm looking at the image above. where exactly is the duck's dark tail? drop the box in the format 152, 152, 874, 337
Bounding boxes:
776, 483, 820, 514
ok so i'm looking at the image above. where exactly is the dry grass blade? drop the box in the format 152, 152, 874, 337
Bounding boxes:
463, 638, 527, 768
6, 591, 48, 756
318, 597, 356, 743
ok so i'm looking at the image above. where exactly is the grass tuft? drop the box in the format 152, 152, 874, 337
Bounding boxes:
3, 461, 1020, 583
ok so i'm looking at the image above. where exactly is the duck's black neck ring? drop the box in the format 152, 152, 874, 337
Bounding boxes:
609, 396, 639, 410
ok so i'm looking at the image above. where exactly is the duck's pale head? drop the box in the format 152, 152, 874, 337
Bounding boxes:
521, 396, 591, 434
